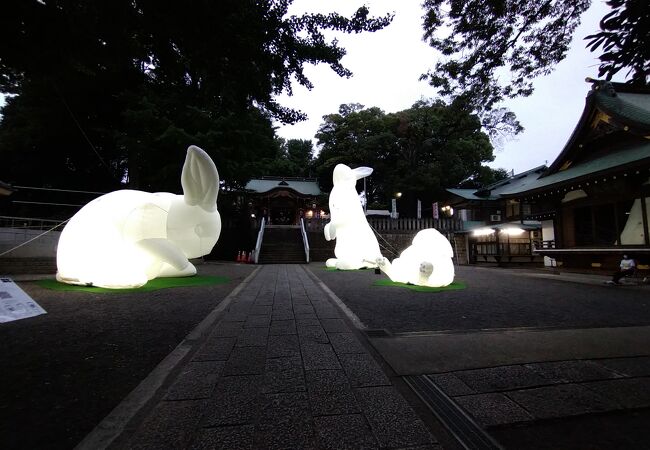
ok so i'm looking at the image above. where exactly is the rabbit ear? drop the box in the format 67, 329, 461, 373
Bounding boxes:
353, 167, 373, 180
181, 145, 219, 212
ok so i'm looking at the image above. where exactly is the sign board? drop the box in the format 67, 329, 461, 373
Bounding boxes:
417, 199, 421, 219
391, 198, 397, 219
0, 278, 47, 323
432, 202, 439, 219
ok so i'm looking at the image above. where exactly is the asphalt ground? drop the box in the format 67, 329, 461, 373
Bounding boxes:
312, 265, 650, 333
0, 262, 255, 450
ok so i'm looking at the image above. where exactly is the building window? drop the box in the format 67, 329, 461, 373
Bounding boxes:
506, 200, 520, 219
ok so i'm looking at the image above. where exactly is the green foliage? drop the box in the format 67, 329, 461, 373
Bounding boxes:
314, 101, 497, 217
458, 166, 511, 189
0, 0, 391, 191
420, 0, 649, 134
262, 138, 315, 177
585, 0, 649, 83
421, 0, 590, 112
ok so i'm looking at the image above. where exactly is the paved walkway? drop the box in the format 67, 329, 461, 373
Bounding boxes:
99, 264, 440, 449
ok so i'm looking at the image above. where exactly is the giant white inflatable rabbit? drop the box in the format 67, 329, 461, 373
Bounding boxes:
324, 164, 382, 270
56, 145, 221, 288
377, 228, 455, 287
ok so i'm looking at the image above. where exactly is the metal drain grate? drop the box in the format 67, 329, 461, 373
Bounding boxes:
404, 375, 502, 450
364, 329, 392, 337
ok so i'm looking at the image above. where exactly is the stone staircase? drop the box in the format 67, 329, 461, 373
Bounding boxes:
258, 226, 307, 264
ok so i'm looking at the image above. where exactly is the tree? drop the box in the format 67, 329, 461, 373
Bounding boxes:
458, 166, 511, 189
0, 1, 392, 191
585, 0, 649, 83
314, 101, 497, 216
262, 138, 315, 177
420, 0, 648, 135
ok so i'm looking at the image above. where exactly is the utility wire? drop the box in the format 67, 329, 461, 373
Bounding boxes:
51, 81, 112, 173
0, 219, 69, 257
369, 223, 400, 257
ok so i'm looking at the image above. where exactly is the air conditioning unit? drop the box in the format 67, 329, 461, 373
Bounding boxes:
489, 214, 501, 222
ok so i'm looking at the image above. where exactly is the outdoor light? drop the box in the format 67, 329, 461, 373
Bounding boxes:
377, 228, 455, 287
395, 192, 402, 198
501, 227, 525, 235
324, 164, 383, 270
472, 228, 495, 236
250, 213, 256, 218
56, 145, 222, 289
441, 205, 454, 216
305, 210, 314, 219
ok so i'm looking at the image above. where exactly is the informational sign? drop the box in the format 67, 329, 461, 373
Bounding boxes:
432, 202, 439, 220
391, 198, 397, 219
0, 278, 47, 323
417, 199, 421, 219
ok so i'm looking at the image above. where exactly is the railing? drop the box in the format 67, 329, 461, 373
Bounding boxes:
253, 216, 266, 264
300, 218, 310, 263
473, 242, 536, 257
535, 240, 556, 249
304, 217, 464, 233
0, 215, 68, 230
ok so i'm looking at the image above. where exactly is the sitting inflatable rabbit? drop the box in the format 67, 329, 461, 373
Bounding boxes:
56, 145, 221, 288
324, 164, 382, 270
377, 228, 455, 287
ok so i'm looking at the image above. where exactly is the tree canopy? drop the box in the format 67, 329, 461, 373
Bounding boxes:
0, 0, 391, 191
420, 0, 648, 135
262, 138, 315, 178
585, 0, 649, 83
314, 101, 499, 217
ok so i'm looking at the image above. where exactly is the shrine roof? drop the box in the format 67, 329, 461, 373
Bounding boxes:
499, 142, 650, 197
446, 166, 546, 202
545, 80, 650, 175
245, 177, 321, 196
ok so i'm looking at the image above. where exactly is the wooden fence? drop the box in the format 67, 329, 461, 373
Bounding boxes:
304, 217, 463, 233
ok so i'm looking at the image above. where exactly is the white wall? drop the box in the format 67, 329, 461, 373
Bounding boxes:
541, 220, 556, 267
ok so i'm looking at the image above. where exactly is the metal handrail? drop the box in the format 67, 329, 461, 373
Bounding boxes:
253, 217, 266, 264
300, 218, 310, 263
0, 215, 68, 230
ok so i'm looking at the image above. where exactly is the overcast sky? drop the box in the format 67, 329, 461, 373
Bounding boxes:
0, 1, 618, 175
274, 0, 618, 174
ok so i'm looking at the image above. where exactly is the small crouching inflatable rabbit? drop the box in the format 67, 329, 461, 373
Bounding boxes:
377, 228, 455, 287
56, 145, 221, 288
324, 164, 383, 270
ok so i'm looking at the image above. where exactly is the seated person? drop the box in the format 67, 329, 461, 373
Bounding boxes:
611, 254, 635, 285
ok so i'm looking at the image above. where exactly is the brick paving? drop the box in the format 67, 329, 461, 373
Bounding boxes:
120, 265, 440, 449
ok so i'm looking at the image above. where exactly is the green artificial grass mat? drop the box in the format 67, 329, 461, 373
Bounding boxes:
36, 275, 230, 293
373, 278, 466, 292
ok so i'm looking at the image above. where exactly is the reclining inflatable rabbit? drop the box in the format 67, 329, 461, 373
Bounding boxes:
56, 145, 221, 288
377, 228, 455, 287
324, 164, 382, 270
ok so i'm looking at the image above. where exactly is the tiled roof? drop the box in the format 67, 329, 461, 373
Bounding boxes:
446, 188, 489, 201
446, 166, 546, 201
245, 178, 321, 196
499, 142, 650, 196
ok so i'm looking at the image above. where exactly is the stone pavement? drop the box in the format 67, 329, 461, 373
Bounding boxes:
421, 356, 650, 426
102, 264, 441, 450
314, 265, 650, 449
